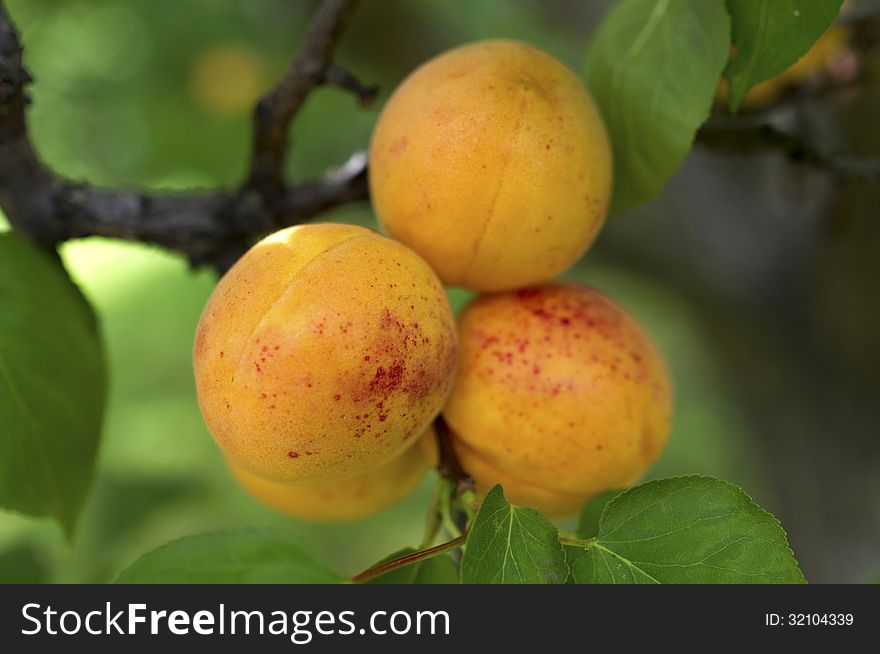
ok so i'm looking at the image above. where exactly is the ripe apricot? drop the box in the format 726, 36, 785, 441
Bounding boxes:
229, 428, 438, 522
442, 283, 672, 517
194, 223, 457, 484
369, 40, 612, 292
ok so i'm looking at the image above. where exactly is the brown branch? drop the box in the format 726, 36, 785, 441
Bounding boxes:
433, 415, 475, 537
434, 415, 473, 491
247, 0, 362, 190
696, 117, 880, 185
0, 2, 60, 248
46, 154, 368, 271
0, 0, 371, 272
323, 65, 379, 108
351, 534, 467, 584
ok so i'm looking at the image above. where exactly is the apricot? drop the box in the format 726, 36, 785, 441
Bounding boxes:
193, 223, 457, 484
442, 283, 672, 517
369, 40, 612, 292
230, 428, 438, 521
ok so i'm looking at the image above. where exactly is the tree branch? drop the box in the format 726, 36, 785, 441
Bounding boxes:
323, 65, 379, 107
0, 0, 370, 272
696, 117, 880, 185
247, 0, 362, 190
0, 2, 60, 247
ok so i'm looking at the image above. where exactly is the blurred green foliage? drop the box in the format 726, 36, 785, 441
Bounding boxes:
0, 0, 770, 582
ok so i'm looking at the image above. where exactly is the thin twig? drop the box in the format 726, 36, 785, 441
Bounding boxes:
420, 484, 443, 549
434, 416, 472, 488
247, 0, 362, 190
323, 65, 379, 107
696, 117, 880, 185
351, 534, 467, 584
433, 416, 475, 537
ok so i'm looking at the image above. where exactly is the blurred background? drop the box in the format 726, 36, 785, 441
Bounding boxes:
0, 0, 877, 584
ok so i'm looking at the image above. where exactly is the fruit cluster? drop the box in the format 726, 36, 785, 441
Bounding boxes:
193, 40, 672, 521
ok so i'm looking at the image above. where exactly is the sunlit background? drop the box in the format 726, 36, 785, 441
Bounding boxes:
1, 0, 877, 583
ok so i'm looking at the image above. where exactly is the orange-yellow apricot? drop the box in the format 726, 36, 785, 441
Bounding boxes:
369, 40, 612, 292
443, 283, 672, 517
194, 223, 457, 484
230, 428, 438, 522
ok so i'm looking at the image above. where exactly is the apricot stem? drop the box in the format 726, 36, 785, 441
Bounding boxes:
437, 479, 464, 540
558, 535, 598, 549
420, 483, 443, 548
351, 534, 467, 583
456, 489, 478, 523
434, 416, 471, 484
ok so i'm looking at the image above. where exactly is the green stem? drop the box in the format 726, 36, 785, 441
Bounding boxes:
456, 489, 478, 523
420, 483, 442, 549
351, 534, 467, 584
438, 481, 463, 539
558, 535, 597, 548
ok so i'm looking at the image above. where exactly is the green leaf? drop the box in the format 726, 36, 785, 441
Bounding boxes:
584, 0, 731, 215
567, 476, 805, 584
114, 529, 345, 584
366, 548, 460, 584
576, 490, 623, 539
0, 541, 49, 584
724, 0, 843, 112
0, 233, 105, 536
461, 485, 568, 584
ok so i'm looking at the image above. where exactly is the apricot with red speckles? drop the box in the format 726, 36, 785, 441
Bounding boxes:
194, 223, 457, 484
442, 283, 672, 517
229, 428, 438, 522
369, 40, 612, 292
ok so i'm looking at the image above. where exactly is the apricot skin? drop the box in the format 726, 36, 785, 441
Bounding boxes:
230, 428, 438, 522
369, 40, 612, 293
193, 223, 457, 484
442, 284, 672, 517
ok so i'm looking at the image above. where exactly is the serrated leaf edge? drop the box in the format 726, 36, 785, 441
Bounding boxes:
594, 474, 806, 583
